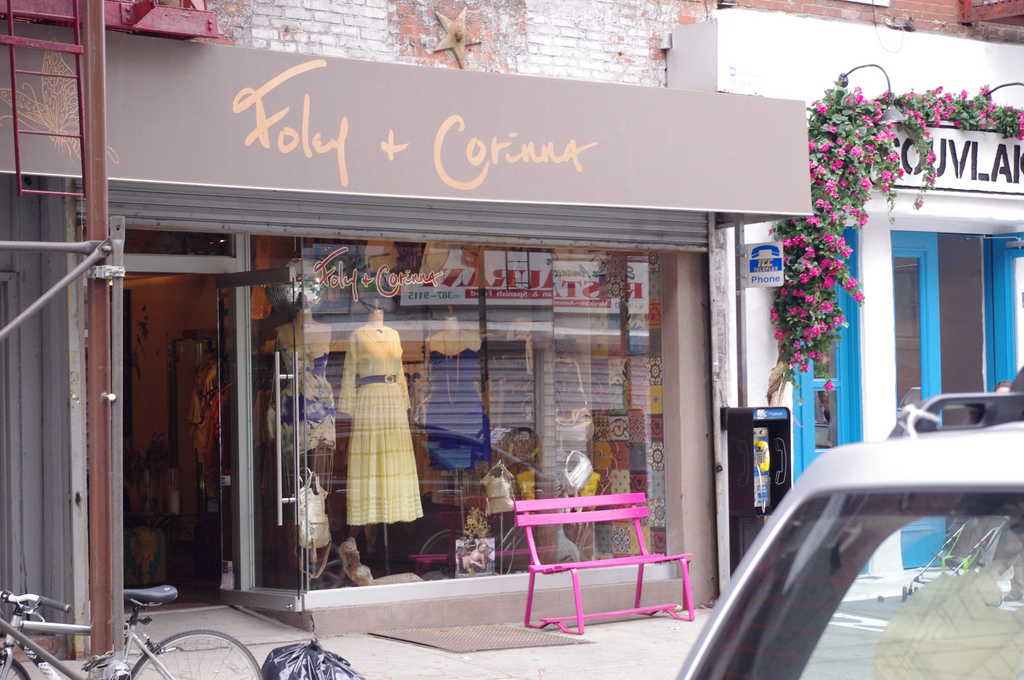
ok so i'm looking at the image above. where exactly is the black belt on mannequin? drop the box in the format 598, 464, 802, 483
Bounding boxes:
357, 374, 397, 387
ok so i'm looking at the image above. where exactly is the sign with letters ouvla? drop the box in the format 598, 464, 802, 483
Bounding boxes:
895, 128, 1024, 196
742, 242, 785, 288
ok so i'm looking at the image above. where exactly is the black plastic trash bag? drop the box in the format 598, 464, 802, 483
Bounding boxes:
262, 639, 366, 680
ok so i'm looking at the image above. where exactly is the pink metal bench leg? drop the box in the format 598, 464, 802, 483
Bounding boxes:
634, 563, 645, 608
524, 571, 541, 629
571, 568, 585, 635
680, 556, 695, 621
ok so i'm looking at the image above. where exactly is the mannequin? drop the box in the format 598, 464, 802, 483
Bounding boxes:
421, 312, 490, 471
276, 308, 336, 463
275, 304, 336, 577
339, 307, 423, 530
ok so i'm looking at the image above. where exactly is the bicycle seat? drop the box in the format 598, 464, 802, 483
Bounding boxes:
124, 585, 178, 606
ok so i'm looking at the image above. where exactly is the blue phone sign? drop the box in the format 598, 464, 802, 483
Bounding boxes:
743, 243, 784, 288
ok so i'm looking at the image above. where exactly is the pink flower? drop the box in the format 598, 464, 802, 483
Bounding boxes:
824, 379, 835, 392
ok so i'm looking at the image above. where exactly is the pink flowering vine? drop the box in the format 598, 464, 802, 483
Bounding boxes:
766, 83, 1024, 404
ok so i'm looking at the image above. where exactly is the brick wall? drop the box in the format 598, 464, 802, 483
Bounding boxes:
205, 0, 709, 86
203, 0, 1024, 84
729, 0, 1024, 43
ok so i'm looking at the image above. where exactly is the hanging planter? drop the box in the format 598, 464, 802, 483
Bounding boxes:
766, 84, 1024, 405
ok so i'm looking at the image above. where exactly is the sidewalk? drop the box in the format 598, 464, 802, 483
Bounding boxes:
138, 603, 711, 680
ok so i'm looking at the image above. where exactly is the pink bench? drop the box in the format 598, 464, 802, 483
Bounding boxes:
514, 492, 695, 635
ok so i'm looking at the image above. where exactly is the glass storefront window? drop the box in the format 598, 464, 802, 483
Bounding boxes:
247, 237, 666, 588
126, 229, 234, 256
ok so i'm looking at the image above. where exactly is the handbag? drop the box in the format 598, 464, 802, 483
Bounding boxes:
563, 450, 595, 497
555, 407, 594, 443
554, 356, 594, 444
517, 469, 536, 500
484, 461, 516, 514
297, 471, 331, 550
556, 452, 597, 562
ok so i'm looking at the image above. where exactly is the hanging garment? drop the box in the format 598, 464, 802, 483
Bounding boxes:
279, 333, 337, 459
422, 347, 491, 470
339, 324, 423, 525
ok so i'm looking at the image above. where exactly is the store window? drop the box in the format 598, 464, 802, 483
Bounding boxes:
248, 237, 666, 588
126, 229, 234, 256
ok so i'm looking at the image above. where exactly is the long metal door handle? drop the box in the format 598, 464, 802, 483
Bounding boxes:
275, 350, 284, 526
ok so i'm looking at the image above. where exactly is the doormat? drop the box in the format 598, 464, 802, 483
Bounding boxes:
368, 625, 590, 653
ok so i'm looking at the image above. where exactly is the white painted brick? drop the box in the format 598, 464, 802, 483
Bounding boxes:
251, 27, 279, 40
361, 29, 388, 43
330, 25, 360, 38
344, 15, 372, 28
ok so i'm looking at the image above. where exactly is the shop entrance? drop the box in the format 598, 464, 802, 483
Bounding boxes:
122, 230, 673, 612
122, 272, 224, 602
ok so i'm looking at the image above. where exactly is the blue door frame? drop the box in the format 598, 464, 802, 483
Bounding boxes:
891, 231, 942, 401
890, 231, 942, 568
986, 233, 1024, 387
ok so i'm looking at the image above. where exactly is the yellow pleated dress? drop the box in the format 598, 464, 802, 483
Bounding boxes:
339, 323, 424, 525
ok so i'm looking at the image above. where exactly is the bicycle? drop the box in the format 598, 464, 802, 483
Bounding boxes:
0, 585, 262, 680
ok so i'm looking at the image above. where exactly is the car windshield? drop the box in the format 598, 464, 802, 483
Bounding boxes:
697, 491, 1024, 680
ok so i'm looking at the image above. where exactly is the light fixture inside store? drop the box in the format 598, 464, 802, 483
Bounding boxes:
837, 63, 906, 123
985, 82, 1024, 101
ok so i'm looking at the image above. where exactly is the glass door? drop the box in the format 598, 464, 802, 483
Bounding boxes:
891, 232, 941, 407
986, 232, 1024, 386
890, 232, 943, 569
217, 261, 327, 596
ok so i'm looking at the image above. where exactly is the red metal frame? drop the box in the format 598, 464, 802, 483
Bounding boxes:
1, 0, 219, 198
1, 0, 85, 197
959, 0, 1024, 26
0, 0, 220, 38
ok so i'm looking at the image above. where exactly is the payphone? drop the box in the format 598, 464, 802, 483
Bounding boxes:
722, 406, 792, 572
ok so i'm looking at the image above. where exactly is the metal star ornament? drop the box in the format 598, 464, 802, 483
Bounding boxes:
434, 8, 480, 69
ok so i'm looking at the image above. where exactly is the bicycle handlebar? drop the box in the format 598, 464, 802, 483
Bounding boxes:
36, 596, 72, 614
1, 590, 72, 613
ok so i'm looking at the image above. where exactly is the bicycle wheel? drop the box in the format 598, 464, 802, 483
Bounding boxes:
0, 651, 30, 680
131, 630, 261, 680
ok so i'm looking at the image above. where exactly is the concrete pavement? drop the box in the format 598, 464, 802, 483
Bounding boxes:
135, 603, 710, 680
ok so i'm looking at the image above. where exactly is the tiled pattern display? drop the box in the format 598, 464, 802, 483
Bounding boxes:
584, 255, 667, 558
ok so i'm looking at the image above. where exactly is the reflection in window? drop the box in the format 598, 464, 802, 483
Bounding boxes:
126, 229, 233, 256
894, 256, 922, 411
813, 390, 837, 449
247, 237, 667, 588
696, 491, 1024, 680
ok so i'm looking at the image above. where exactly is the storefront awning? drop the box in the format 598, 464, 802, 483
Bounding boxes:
1, 26, 812, 222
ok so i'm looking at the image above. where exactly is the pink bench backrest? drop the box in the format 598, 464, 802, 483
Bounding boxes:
514, 493, 652, 563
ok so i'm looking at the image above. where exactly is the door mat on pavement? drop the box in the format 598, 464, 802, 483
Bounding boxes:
368, 625, 590, 653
